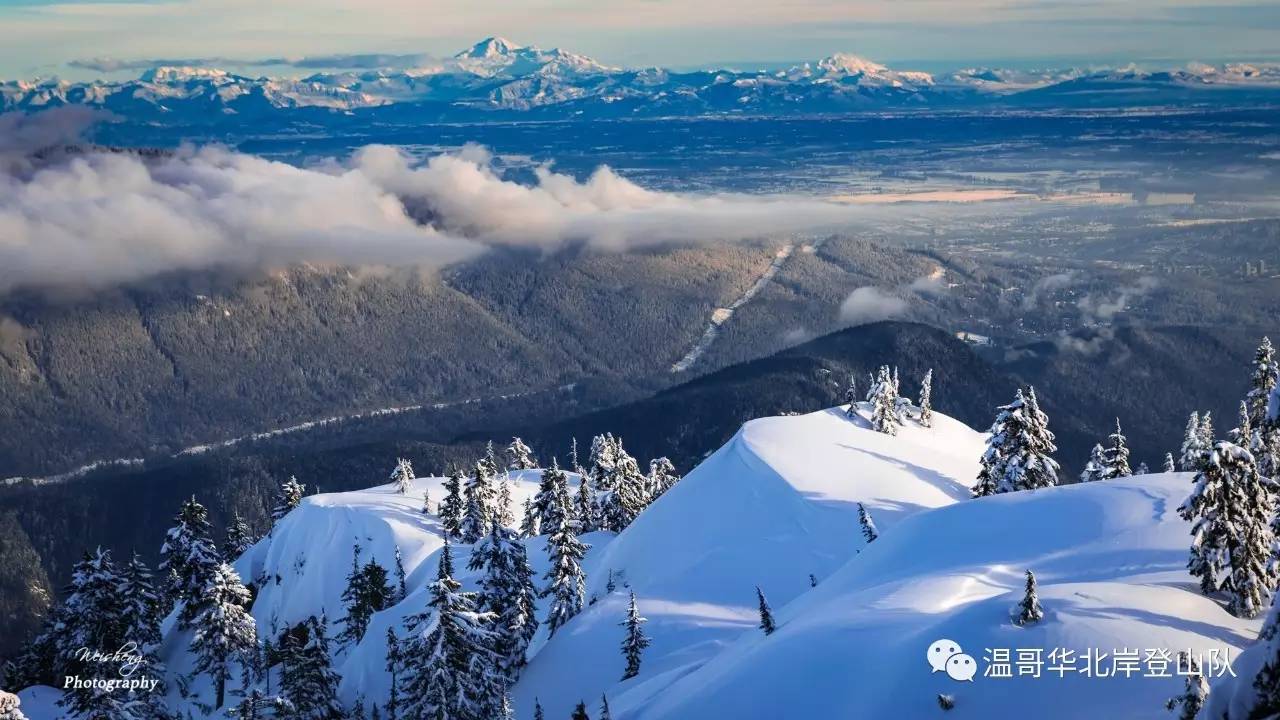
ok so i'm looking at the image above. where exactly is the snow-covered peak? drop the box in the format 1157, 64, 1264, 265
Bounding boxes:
816, 53, 888, 76
456, 36, 524, 60
139, 66, 233, 84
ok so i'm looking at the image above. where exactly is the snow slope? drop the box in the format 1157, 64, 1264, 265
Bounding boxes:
626, 472, 1260, 720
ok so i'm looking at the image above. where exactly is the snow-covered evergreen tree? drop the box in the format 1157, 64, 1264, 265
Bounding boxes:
495, 474, 516, 528
506, 437, 537, 470
1233, 400, 1254, 445
439, 467, 465, 540
223, 512, 256, 560
869, 365, 902, 436
844, 374, 858, 417
918, 369, 934, 428
461, 460, 497, 543
338, 547, 395, 645
0, 692, 26, 720
393, 545, 408, 602
1103, 418, 1132, 479
600, 442, 649, 532
1164, 452, 1177, 473
1178, 441, 1276, 617
973, 388, 1059, 495
390, 458, 415, 494
599, 695, 613, 720
118, 552, 164, 653
519, 498, 538, 538
571, 702, 590, 720
159, 496, 222, 621
1248, 337, 1278, 429
858, 502, 878, 543
576, 473, 600, 534
189, 562, 257, 709
1080, 443, 1108, 483
619, 590, 650, 680
534, 460, 571, 537
228, 690, 293, 719
647, 457, 679, 500
469, 525, 539, 680
1013, 570, 1044, 626
533, 699, 545, 720
1136, 461, 1149, 475
542, 476, 589, 636
756, 586, 776, 635
1179, 412, 1204, 471
399, 541, 502, 720
589, 434, 619, 491
1164, 653, 1208, 720
270, 476, 306, 526
279, 616, 344, 720
384, 628, 402, 720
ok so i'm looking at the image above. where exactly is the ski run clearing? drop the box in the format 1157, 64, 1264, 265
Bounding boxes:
17, 403, 1270, 719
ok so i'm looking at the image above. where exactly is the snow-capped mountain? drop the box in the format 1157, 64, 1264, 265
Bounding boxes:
6, 38, 1279, 120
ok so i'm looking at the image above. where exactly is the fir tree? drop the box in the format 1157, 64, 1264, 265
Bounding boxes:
398, 541, 503, 720
189, 562, 258, 710
589, 434, 619, 492
534, 461, 572, 538
338, 548, 395, 645
647, 457, 679, 500
857, 503, 878, 543
1179, 412, 1204, 471
1164, 653, 1208, 720
918, 369, 934, 428
599, 695, 612, 720
972, 388, 1059, 495
619, 591, 650, 680
571, 702, 590, 720
390, 458, 415, 494
869, 365, 902, 435
223, 513, 256, 560
160, 496, 222, 622
506, 437, 537, 470
809, 573, 818, 588
393, 546, 408, 602
280, 616, 344, 720
543, 476, 589, 636
519, 497, 539, 538
1013, 570, 1044, 626
439, 467, 465, 540
843, 375, 858, 417
1178, 441, 1276, 617
462, 460, 497, 543
384, 628, 402, 720
0, 693, 26, 720
1164, 452, 1177, 473
756, 586, 776, 635
1103, 418, 1132, 479
270, 476, 306, 526
495, 474, 516, 528
228, 690, 295, 719
533, 699, 545, 720
600, 443, 649, 532
1248, 337, 1278, 429
1136, 461, 1149, 475
1080, 443, 1108, 482
1233, 400, 1254, 445
469, 525, 539, 680
575, 473, 600, 534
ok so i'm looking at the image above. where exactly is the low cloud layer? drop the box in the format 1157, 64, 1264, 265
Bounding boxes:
838, 286, 909, 325
0, 108, 890, 294
69, 52, 440, 73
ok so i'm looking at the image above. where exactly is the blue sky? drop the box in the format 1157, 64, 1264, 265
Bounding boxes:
1, 0, 1278, 80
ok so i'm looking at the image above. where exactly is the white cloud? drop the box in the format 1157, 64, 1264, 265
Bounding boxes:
838, 286, 908, 325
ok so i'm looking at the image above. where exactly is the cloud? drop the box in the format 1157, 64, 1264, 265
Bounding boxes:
907, 270, 948, 296
0, 109, 893, 294
1077, 276, 1158, 322
1020, 271, 1076, 310
68, 52, 441, 73
838, 286, 908, 325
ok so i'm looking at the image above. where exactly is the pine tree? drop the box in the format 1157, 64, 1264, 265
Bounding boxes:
857, 503, 878, 543
1179, 412, 1204, 471
1136, 462, 1149, 475
393, 545, 408, 602
159, 496, 222, 622
1178, 441, 1276, 617
278, 616, 344, 720
1233, 400, 1254, 445
619, 591, 650, 680
519, 497, 539, 538
571, 702, 590, 720
229, 690, 295, 719
575, 472, 600, 534
189, 562, 258, 710
589, 434, 619, 492
0, 693, 26, 720
1164, 653, 1208, 720
533, 699, 545, 720
543, 476, 589, 636
384, 628, 402, 720
506, 437, 537, 470
843, 375, 858, 417
1248, 337, 1278, 429
495, 474, 516, 528
809, 573, 818, 587
1164, 452, 1177, 473
647, 457, 679, 500
398, 541, 502, 720
599, 695, 613, 720
439, 467, 465, 540
972, 388, 1059, 495
1013, 570, 1044, 626
469, 525, 539, 680
462, 460, 497, 543
223, 512, 256, 560
118, 552, 164, 651
1103, 418, 1132, 479
918, 369, 934, 428
338, 547, 395, 645
390, 458, 415, 494
271, 476, 306, 526
869, 365, 902, 435
756, 586, 776, 635
534, 460, 571, 537
600, 442, 649, 532
1079, 443, 1108, 482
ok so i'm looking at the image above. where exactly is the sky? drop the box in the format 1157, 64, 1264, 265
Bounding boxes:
0, 0, 1278, 80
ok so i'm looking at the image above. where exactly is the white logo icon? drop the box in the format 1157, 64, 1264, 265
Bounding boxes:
928, 639, 976, 681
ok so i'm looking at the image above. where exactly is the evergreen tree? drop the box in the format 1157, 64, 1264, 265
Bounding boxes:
398, 541, 502, 720
598, 695, 612, 720
390, 458, 415, 494
159, 496, 222, 622
393, 546, 408, 602
223, 513, 256, 560
338, 548, 395, 645
589, 434, 619, 492
534, 461, 572, 537
469, 525, 539, 680
869, 365, 902, 435
384, 628, 402, 720
1164, 452, 1177, 473
1245, 600, 1280, 717
118, 552, 164, 670
1179, 412, 1204, 471
575, 473, 600, 534
533, 699, 545, 720
1233, 400, 1254, 445
1079, 443, 1108, 482
647, 457, 679, 500
1136, 461, 1149, 475
462, 461, 497, 543
1199, 412, 1216, 453
495, 474, 516, 528
918, 369, 934, 428
1013, 570, 1044, 626
543, 477, 589, 636
1248, 337, 1278, 429
439, 467, 465, 540
756, 586, 776, 635
506, 437, 537, 470
844, 375, 858, 417
270, 476, 306, 526
279, 616, 344, 720
600, 443, 649, 532
189, 562, 258, 710
619, 591, 650, 680
1164, 653, 1208, 720
0, 692, 26, 720
228, 690, 294, 719
1178, 441, 1276, 617
519, 497, 539, 538
857, 503, 878, 543
1103, 418, 1132, 479
571, 702, 590, 720
422, 489, 432, 517
972, 388, 1059, 495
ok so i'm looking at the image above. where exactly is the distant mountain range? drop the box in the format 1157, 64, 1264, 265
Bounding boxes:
5, 37, 1280, 121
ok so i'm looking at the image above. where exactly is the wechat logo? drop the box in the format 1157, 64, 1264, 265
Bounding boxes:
928, 638, 977, 682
